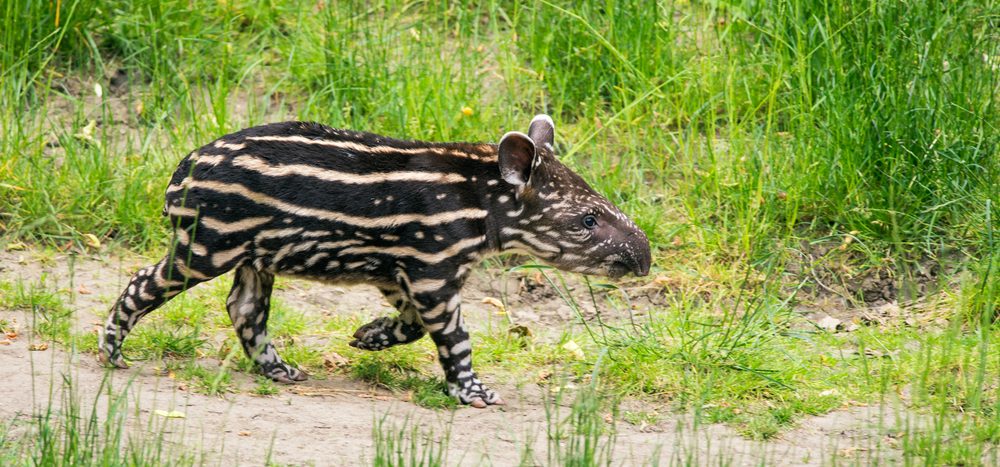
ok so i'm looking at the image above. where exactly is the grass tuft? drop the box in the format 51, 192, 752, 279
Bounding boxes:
371, 415, 449, 467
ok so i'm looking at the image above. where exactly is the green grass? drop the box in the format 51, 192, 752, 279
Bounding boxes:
351, 346, 458, 409
3, 0, 993, 257
540, 370, 620, 467
1, 0, 998, 464
371, 415, 450, 467
369, 378, 629, 466
167, 359, 236, 396
253, 376, 280, 396
0, 373, 200, 466
0, 277, 74, 343
534, 262, 999, 449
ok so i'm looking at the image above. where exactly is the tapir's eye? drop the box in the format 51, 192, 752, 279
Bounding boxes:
582, 214, 598, 230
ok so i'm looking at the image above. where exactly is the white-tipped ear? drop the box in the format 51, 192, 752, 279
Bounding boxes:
498, 131, 536, 186
528, 114, 555, 149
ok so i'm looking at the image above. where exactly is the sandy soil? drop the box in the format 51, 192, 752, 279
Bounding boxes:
0, 249, 907, 466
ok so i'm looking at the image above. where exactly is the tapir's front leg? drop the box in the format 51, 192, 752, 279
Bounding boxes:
413, 288, 504, 408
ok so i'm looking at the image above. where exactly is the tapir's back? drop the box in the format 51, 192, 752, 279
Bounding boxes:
166, 122, 496, 220
161, 122, 497, 277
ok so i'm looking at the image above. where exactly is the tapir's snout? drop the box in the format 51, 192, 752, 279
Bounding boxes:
626, 228, 652, 277
633, 250, 651, 276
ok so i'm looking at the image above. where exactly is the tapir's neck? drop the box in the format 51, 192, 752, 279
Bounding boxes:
468, 145, 551, 260
469, 144, 514, 255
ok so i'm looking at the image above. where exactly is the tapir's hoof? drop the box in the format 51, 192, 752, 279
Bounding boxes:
98, 350, 129, 369
265, 364, 308, 384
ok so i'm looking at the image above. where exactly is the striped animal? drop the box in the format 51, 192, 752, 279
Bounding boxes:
99, 115, 651, 407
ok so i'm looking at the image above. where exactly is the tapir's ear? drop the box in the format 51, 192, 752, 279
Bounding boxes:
498, 131, 536, 186
527, 114, 555, 149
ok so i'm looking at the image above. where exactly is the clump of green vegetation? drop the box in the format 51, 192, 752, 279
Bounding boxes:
167, 359, 234, 396
520, 253, 998, 458
0, 278, 74, 344
126, 326, 205, 361
371, 415, 450, 467
253, 376, 280, 396
352, 349, 457, 409
0, 374, 201, 466
540, 375, 620, 466
622, 410, 660, 428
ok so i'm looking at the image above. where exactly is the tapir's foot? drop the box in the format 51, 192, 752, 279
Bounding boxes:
449, 375, 505, 409
98, 330, 129, 369
349, 316, 425, 351
98, 349, 129, 369
263, 361, 308, 384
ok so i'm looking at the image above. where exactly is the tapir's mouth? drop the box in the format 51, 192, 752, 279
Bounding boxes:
608, 261, 631, 279
607, 252, 651, 278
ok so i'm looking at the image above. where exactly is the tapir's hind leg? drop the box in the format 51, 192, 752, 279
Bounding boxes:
227, 265, 307, 383
99, 251, 218, 368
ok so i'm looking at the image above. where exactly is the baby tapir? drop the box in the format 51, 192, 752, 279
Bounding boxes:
100, 115, 651, 407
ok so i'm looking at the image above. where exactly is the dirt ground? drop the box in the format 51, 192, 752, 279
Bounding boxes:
0, 250, 908, 466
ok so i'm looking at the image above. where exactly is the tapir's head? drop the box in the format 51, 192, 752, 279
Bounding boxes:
494, 115, 651, 279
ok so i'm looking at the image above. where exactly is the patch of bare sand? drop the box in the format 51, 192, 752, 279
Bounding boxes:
0, 249, 907, 465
